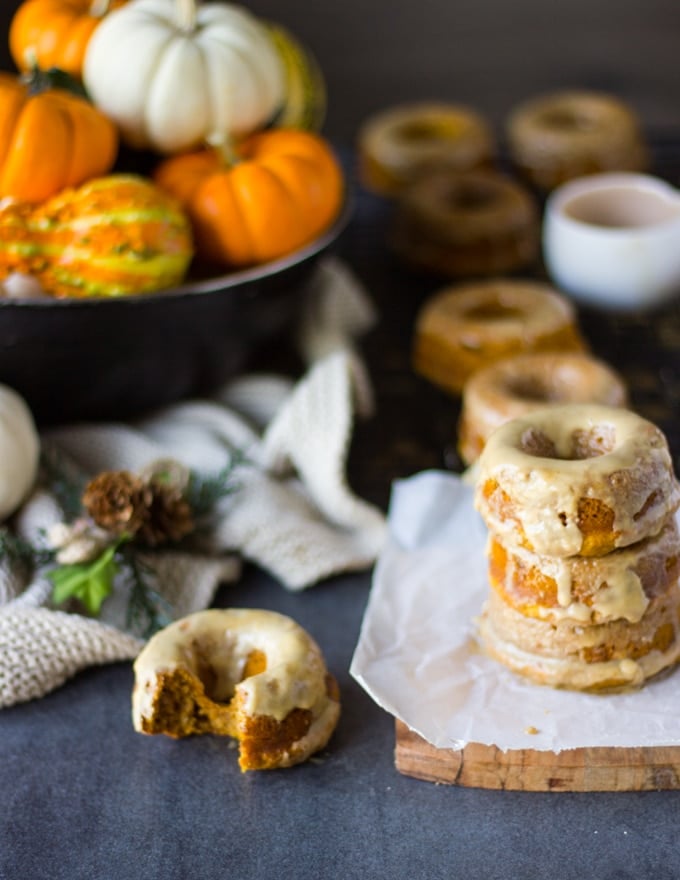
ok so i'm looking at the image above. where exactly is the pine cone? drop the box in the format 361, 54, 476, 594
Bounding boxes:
136, 479, 194, 548
82, 471, 151, 537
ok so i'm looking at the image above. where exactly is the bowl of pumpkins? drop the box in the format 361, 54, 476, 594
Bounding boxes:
0, 0, 349, 425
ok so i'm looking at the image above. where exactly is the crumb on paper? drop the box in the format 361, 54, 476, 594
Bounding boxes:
525, 726, 540, 735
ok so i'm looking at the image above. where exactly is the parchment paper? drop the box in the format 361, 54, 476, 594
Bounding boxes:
350, 470, 680, 752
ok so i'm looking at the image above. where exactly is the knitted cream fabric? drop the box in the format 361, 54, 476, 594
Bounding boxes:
0, 258, 386, 708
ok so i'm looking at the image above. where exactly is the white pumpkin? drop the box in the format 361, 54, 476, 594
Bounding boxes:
82, 0, 285, 154
0, 385, 39, 522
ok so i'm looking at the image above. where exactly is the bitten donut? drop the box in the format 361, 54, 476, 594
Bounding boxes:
132, 608, 341, 771
357, 102, 494, 196
475, 404, 680, 558
506, 90, 648, 191
458, 352, 628, 465
413, 280, 584, 395
478, 576, 680, 691
392, 169, 540, 277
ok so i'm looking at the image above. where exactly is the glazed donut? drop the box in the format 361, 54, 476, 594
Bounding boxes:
506, 90, 648, 191
413, 280, 585, 396
478, 577, 680, 692
486, 517, 680, 625
475, 404, 680, 558
132, 608, 341, 771
392, 169, 540, 277
357, 102, 494, 196
458, 352, 628, 465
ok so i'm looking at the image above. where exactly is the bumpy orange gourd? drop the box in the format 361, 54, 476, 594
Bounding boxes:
0, 69, 118, 203
154, 129, 344, 267
0, 175, 193, 298
9, 0, 128, 79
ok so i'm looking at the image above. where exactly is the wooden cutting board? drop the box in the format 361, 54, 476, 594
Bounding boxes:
394, 720, 680, 791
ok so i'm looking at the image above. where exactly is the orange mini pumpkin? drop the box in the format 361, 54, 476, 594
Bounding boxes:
10, 0, 128, 79
154, 128, 344, 267
0, 68, 118, 203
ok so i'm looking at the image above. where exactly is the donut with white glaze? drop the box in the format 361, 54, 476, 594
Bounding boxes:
486, 516, 680, 625
475, 404, 680, 558
132, 608, 340, 771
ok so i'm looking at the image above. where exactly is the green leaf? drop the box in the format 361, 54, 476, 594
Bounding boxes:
49, 543, 120, 616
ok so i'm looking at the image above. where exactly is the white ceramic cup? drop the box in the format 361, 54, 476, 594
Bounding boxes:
543, 172, 680, 310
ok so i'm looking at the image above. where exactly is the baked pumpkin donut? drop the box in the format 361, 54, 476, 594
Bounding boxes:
486, 517, 680, 625
413, 280, 584, 395
132, 608, 341, 771
458, 352, 628, 465
475, 404, 680, 558
506, 90, 649, 191
478, 577, 680, 692
392, 169, 540, 277
357, 102, 494, 196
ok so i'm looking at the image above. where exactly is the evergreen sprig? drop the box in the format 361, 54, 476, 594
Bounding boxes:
122, 548, 173, 638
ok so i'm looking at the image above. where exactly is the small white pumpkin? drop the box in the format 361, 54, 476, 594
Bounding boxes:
0, 385, 39, 521
82, 0, 285, 154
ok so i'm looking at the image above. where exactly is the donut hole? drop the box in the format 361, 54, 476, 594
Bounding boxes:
518, 427, 558, 458
504, 375, 559, 403
448, 181, 498, 213
458, 300, 526, 351
540, 107, 600, 133
192, 644, 267, 704
518, 425, 615, 460
395, 118, 462, 143
463, 302, 524, 323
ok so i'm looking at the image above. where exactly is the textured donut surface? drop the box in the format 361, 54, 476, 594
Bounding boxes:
413, 279, 584, 395
393, 169, 539, 277
358, 102, 494, 195
486, 516, 680, 625
479, 578, 680, 692
507, 90, 648, 190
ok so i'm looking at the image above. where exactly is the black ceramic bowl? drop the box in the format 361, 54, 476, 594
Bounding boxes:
0, 203, 351, 427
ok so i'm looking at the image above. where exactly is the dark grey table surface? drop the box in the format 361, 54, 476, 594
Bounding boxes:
2, 2, 680, 878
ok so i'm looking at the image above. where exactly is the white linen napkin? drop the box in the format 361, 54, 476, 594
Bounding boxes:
0, 257, 387, 708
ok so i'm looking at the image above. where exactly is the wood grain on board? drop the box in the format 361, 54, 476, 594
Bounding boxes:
395, 720, 680, 791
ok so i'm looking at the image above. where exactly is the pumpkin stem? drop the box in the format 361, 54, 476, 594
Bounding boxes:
176, 0, 198, 33
206, 133, 241, 168
21, 58, 89, 100
89, 0, 112, 17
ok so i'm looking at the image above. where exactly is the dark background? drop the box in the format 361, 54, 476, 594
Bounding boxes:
2, 0, 679, 143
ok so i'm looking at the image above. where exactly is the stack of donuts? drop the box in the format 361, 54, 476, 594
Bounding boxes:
474, 404, 680, 692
